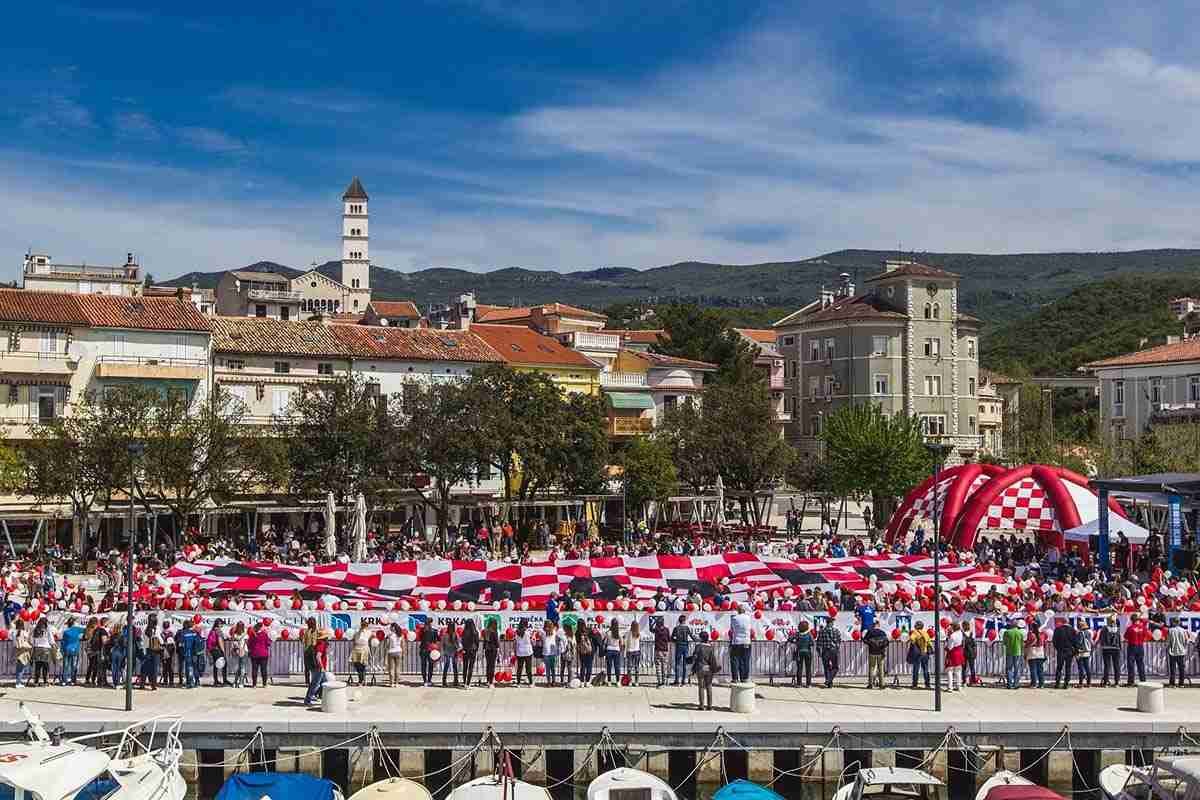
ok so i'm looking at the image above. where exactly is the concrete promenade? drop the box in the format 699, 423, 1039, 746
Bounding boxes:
1, 680, 1197, 750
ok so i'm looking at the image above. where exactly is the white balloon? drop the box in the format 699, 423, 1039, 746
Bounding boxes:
430, 649, 442, 662
435, 600, 446, 611
452, 600, 463, 611
466, 602, 476, 611
520, 600, 529, 611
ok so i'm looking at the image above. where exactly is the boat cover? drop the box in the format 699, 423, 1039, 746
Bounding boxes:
713, 780, 787, 800
216, 773, 340, 800
984, 786, 1065, 800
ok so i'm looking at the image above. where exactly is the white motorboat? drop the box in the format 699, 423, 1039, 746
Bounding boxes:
447, 775, 551, 800
0, 705, 185, 800
587, 767, 677, 800
1100, 756, 1200, 800
832, 767, 946, 800
975, 770, 1033, 800
348, 777, 433, 800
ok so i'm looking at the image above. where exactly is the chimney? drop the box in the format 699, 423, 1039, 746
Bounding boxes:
454, 292, 477, 330
836, 272, 854, 298
819, 286, 835, 309
1139, 337, 1149, 349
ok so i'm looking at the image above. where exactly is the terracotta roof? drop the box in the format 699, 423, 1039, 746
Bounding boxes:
0, 290, 90, 325
634, 351, 717, 371
328, 312, 365, 323
980, 368, 1021, 385
228, 270, 290, 283
603, 329, 665, 345
76, 294, 211, 331
1086, 338, 1200, 369
0, 290, 210, 331
780, 293, 908, 326
735, 328, 776, 345
476, 302, 607, 324
368, 300, 421, 320
469, 323, 598, 369
329, 324, 503, 363
342, 176, 368, 200
863, 262, 960, 282
212, 317, 351, 358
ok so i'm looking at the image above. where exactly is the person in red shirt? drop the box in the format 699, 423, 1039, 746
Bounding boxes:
1124, 613, 1149, 685
303, 629, 331, 705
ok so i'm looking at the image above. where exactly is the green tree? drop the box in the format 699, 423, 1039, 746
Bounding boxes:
618, 436, 677, 521
555, 393, 610, 495
819, 404, 928, 528
653, 304, 759, 384
654, 401, 716, 493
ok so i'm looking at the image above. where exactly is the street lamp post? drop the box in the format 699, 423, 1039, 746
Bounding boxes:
125, 442, 144, 713
925, 440, 953, 713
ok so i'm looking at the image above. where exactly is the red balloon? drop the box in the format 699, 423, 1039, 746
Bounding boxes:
939, 617, 951, 629
0, 629, 9, 641
754, 600, 765, 611
316, 600, 326, 611
987, 629, 998, 641
334, 628, 345, 640
709, 629, 720, 641
754, 610, 763, 620
192, 614, 202, 625
18, 609, 30, 622
201, 597, 213, 610
292, 600, 302, 610
504, 627, 515, 641
765, 629, 776, 641
262, 618, 273, 626
280, 629, 291, 640
595, 615, 605, 625
891, 628, 901, 640
376, 630, 386, 640
535, 664, 546, 676
620, 674, 631, 686
720, 600, 732, 611
851, 629, 862, 641
685, 603, 697, 612
218, 599, 229, 611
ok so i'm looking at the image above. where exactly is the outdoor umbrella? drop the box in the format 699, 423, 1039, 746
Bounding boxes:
715, 474, 727, 528
351, 492, 368, 562
324, 491, 337, 561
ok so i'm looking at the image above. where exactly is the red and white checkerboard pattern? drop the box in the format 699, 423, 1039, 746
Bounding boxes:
981, 476, 1059, 532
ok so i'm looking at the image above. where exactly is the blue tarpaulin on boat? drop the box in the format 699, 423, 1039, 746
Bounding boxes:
713, 780, 787, 800
216, 773, 340, 800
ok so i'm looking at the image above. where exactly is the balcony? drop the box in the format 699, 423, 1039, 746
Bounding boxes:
560, 331, 620, 352
0, 350, 77, 376
95, 355, 208, 381
247, 288, 303, 302
601, 371, 648, 388
769, 375, 785, 390
610, 416, 654, 436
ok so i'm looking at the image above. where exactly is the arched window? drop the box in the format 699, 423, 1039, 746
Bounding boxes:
924, 303, 932, 319
933, 303, 941, 319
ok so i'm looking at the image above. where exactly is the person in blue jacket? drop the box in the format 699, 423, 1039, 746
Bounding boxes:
177, 621, 202, 689
59, 616, 84, 685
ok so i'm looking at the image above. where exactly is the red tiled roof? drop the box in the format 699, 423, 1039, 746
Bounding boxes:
785, 293, 908, 325
368, 300, 421, 320
1086, 338, 1200, 369
735, 328, 776, 344
540, 302, 607, 321
469, 323, 598, 369
476, 302, 607, 323
329, 324, 503, 363
603, 329, 665, 345
212, 317, 351, 358
863, 262, 960, 282
475, 304, 530, 323
0, 290, 210, 331
634, 351, 717, 371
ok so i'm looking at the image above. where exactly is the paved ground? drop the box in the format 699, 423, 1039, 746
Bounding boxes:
0, 678, 1197, 745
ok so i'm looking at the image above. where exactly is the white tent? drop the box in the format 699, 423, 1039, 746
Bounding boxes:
1063, 515, 1150, 544
714, 474, 726, 527
351, 492, 368, 562
324, 492, 338, 561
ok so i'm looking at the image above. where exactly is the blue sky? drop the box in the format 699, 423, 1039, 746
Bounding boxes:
3, 2, 1199, 280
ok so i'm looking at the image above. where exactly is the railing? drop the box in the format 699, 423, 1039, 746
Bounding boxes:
0, 350, 73, 362
97, 355, 207, 367
247, 288, 303, 302
601, 372, 647, 387
769, 375, 785, 390
561, 331, 621, 351
27, 264, 135, 279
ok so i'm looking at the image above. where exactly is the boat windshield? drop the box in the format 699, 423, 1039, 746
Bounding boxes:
0, 773, 119, 800
860, 784, 947, 800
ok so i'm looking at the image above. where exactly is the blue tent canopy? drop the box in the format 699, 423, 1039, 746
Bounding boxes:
713, 780, 787, 800
216, 773, 340, 800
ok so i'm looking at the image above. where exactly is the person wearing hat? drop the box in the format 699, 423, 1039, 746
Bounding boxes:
303, 629, 332, 705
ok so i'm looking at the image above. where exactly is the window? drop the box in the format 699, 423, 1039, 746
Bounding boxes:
968, 415, 977, 433
921, 415, 947, 436
968, 377, 976, 396
967, 338, 976, 358
871, 335, 888, 357
874, 374, 889, 395
112, 332, 126, 356
255, 304, 267, 318
824, 337, 835, 359
787, 360, 796, 378
1190, 376, 1200, 403
1114, 422, 1127, 440
923, 337, 940, 358
271, 388, 293, 415
782, 336, 795, 347
40, 331, 58, 354
227, 385, 249, 409
36, 386, 60, 423
1151, 377, 1163, 405
823, 375, 835, 397
924, 303, 932, 319
924, 374, 942, 396
808, 376, 820, 399
317, 362, 334, 376
273, 361, 291, 374
809, 415, 821, 436
784, 395, 793, 412
809, 339, 820, 362
932, 303, 941, 319
226, 359, 245, 371
351, 278, 360, 288
1113, 380, 1125, 415
280, 306, 290, 321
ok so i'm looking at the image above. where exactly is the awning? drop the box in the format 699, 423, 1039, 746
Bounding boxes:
1064, 516, 1150, 544
606, 391, 654, 410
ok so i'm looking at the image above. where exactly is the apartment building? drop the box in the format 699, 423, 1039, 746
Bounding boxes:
1085, 337, 1200, 439
21, 252, 144, 297
734, 328, 789, 433
602, 350, 715, 437
774, 262, 983, 464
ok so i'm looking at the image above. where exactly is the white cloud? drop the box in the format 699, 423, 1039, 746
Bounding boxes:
112, 111, 161, 141
176, 126, 246, 155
